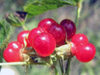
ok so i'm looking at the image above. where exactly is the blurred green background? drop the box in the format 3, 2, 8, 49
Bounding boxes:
0, 0, 100, 75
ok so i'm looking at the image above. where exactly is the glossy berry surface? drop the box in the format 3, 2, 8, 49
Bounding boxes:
17, 31, 30, 47
32, 33, 56, 57
75, 43, 96, 62
38, 18, 57, 30
70, 42, 77, 56
28, 27, 46, 46
3, 47, 23, 62
8, 41, 23, 49
60, 19, 76, 40
47, 23, 66, 46
72, 33, 88, 45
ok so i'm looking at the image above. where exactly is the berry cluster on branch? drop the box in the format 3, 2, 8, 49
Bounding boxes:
3, 18, 96, 64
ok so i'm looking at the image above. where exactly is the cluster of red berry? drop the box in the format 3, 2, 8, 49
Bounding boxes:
71, 34, 96, 62
3, 18, 96, 63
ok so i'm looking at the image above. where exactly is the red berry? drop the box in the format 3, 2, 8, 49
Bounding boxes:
38, 18, 57, 30
47, 23, 66, 46
60, 19, 76, 40
28, 27, 46, 46
70, 42, 77, 56
75, 43, 96, 62
72, 33, 88, 45
8, 41, 22, 49
3, 47, 23, 62
17, 31, 30, 47
32, 33, 56, 57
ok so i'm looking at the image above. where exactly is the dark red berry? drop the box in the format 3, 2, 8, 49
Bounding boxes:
17, 31, 30, 47
60, 19, 76, 40
32, 33, 56, 57
3, 47, 23, 62
38, 18, 57, 30
47, 24, 66, 46
8, 41, 23, 49
75, 43, 96, 62
72, 33, 88, 45
28, 27, 46, 46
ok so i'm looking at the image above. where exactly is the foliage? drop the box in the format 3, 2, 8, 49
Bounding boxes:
0, 20, 10, 45
24, 0, 79, 17
0, 20, 10, 69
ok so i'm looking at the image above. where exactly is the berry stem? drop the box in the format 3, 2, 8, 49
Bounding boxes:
75, 0, 83, 27
0, 62, 27, 66
54, 66, 59, 75
55, 44, 72, 75
25, 65, 28, 75
65, 58, 71, 75
22, 25, 28, 30
22, 15, 28, 30
59, 59, 64, 75
64, 0, 83, 75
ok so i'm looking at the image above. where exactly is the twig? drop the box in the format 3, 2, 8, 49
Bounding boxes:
59, 59, 64, 75
0, 62, 27, 66
54, 66, 59, 75
75, 0, 83, 27
22, 15, 28, 30
65, 58, 71, 75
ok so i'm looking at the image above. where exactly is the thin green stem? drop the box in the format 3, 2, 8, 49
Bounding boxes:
54, 66, 59, 75
59, 59, 64, 75
65, 58, 71, 75
22, 25, 28, 30
64, 1, 83, 75
0, 62, 49, 66
25, 65, 28, 75
0, 62, 27, 66
75, 0, 83, 27
22, 15, 28, 30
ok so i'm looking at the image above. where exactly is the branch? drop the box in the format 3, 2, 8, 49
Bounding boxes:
75, 0, 83, 27
65, 58, 71, 75
0, 62, 27, 66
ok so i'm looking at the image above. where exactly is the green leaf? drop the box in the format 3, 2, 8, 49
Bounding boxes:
0, 20, 10, 46
60, 0, 77, 5
0, 20, 15, 51
0, 20, 10, 69
24, 0, 77, 17
6, 14, 24, 27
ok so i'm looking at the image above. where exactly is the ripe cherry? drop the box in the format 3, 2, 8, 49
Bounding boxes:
28, 27, 46, 46
72, 33, 88, 45
47, 23, 66, 46
60, 19, 76, 40
38, 18, 57, 30
3, 47, 23, 62
75, 43, 96, 62
32, 33, 56, 57
8, 41, 23, 49
17, 31, 30, 47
